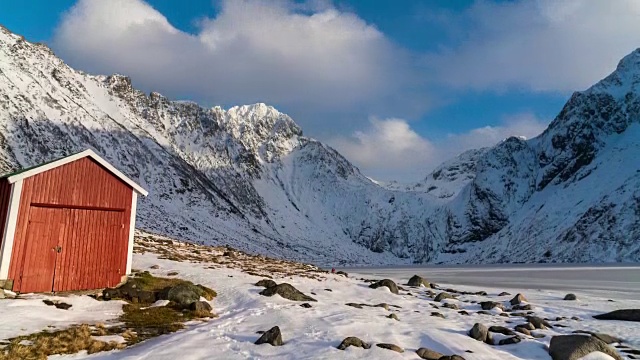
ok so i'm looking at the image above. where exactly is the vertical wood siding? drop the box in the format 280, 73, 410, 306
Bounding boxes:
8, 158, 133, 293
0, 179, 11, 241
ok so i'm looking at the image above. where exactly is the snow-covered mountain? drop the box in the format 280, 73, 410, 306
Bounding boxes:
1, 25, 639, 265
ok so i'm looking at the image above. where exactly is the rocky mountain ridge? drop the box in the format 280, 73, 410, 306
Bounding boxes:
1, 25, 638, 265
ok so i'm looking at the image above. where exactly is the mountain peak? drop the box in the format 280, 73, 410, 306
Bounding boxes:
588, 48, 640, 98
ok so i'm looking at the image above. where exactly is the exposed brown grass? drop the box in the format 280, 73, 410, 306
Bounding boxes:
134, 231, 327, 280
0, 325, 125, 360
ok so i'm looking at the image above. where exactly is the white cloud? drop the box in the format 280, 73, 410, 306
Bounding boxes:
429, 0, 640, 92
53, 0, 421, 133
331, 113, 548, 181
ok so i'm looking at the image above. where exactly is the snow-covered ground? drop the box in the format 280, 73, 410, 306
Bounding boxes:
8, 252, 629, 359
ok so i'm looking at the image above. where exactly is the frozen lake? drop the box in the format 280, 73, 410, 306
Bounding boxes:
346, 263, 640, 300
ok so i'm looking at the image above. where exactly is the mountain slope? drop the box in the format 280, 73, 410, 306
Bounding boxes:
1, 25, 639, 265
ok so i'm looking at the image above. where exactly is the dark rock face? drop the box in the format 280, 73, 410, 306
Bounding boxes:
255, 279, 277, 288
593, 309, 640, 322
337, 337, 370, 350
259, 283, 317, 302
368, 279, 399, 294
376, 343, 404, 353
549, 335, 623, 360
469, 323, 491, 343
564, 293, 577, 300
407, 275, 430, 287
255, 326, 283, 346
434, 292, 454, 302
416, 347, 444, 359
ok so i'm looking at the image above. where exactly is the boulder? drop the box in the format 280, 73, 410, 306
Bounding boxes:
431, 312, 445, 318
189, 301, 212, 312
443, 303, 459, 310
416, 347, 444, 360
572, 331, 621, 344
376, 343, 404, 353
407, 275, 430, 287
593, 309, 640, 322
469, 323, 491, 343
498, 337, 521, 346
439, 356, 466, 360
564, 293, 577, 301
387, 313, 399, 321
259, 283, 317, 302
498, 292, 511, 296
336, 271, 348, 277
549, 335, 623, 360
489, 326, 515, 336
337, 336, 370, 350
527, 316, 552, 329
510, 293, 527, 305
434, 292, 454, 302
368, 279, 399, 294
161, 283, 202, 307
514, 326, 531, 336
480, 301, 504, 311
255, 326, 283, 346
512, 304, 533, 311
255, 279, 277, 288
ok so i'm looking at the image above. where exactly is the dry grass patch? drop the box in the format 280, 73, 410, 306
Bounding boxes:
0, 325, 124, 360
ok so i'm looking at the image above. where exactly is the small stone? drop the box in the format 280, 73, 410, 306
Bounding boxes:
346, 303, 364, 309
469, 323, 491, 343
458, 310, 470, 315
527, 316, 552, 329
337, 336, 370, 350
376, 343, 404, 353
498, 292, 511, 296
434, 292, 454, 302
149, 265, 160, 269
480, 301, 504, 311
407, 275, 430, 288
368, 279, 399, 294
489, 326, 515, 336
190, 301, 212, 312
564, 293, 577, 301
431, 312, 445, 318
386, 313, 399, 321
167, 271, 179, 276
255, 279, 277, 288
416, 347, 444, 359
336, 271, 348, 277
512, 304, 533, 311
498, 336, 521, 346
374, 303, 390, 311
443, 303, 459, 310
255, 326, 283, 346
510, 293, 527, 305
300, 303, 312, 308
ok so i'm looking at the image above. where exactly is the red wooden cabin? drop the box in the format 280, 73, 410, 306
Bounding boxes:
0, 149, 148, 293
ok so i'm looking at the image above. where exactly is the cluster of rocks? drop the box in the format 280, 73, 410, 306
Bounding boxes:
255, 280, 316, 302
336, 336, 465, 359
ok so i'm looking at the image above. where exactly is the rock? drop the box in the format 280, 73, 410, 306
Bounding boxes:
443, 303, 459, 310
514, 326, 531, 336
387, 313, 399, 321
439, 356, 466, 360
368, 279, 399, 294
510, 312, 527, 317
593, 309, 640, 322
527, 316, 553, 329
336, 271, 348, 277
532, 333, 545, 339
510, 293, 527, 305
475, 291, 488, 296
549, 335, 623, 360
407, 275, 430, 287
498, 292, 511, 296
150, 265, 160, 269
431, 312, 445, 318
161, 283, 203, 307
259, 283, 317, 302
458, 310, 470, 315
564, 293, 577, 300
374, 303, 390, 311
255, 326, 283, 346
476, 310, 492, 315
572, 316, 581, 321
469, 323, 491, 343
498, 337, 521, 346
376, 343, 404, 353
346, 303, 364, 309
300, 303, 312, 308
190, 301, 212, 312
255, 279, 277, 288
337, 336, 370, 350
499, 313, 510, 317
572, 331, 621, 344
434, 292, 454, 302
167, 271, 179, 276
512, 304, 533, 311
43, 300, 72, 310
489, 326, 515, 336
416, 348, 444, 360
480, 301, 504, 311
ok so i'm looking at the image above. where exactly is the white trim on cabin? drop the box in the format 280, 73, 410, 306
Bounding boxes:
125, 192, 137, 275
6, 149, 149, 196
0, 180, 23, 279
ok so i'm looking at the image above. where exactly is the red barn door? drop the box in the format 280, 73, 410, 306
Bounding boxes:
19, 206, 126, 293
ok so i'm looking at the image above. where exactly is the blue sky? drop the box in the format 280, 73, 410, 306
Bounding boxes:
1, 0, 638, 180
